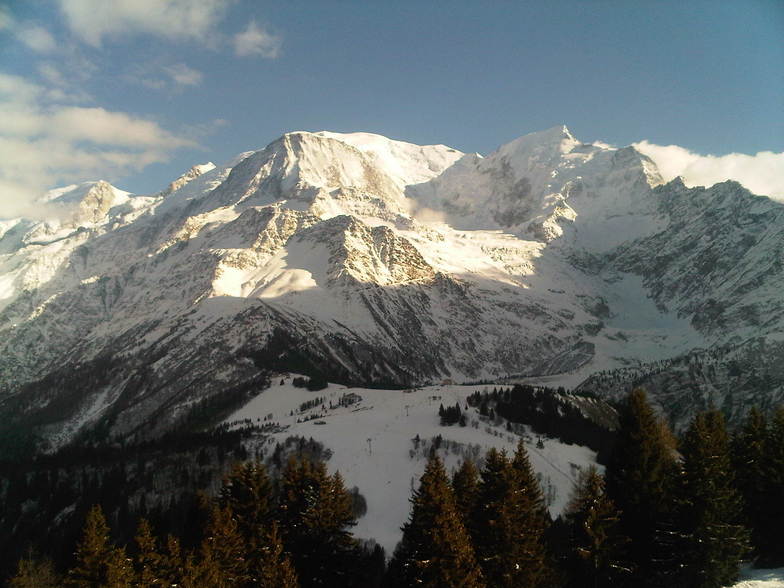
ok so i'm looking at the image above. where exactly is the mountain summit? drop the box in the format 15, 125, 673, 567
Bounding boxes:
2, 127, 783, 448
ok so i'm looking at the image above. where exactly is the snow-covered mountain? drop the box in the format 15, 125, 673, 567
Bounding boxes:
1, 126, 782, 448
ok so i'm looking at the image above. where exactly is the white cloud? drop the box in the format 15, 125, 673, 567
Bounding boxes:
164, 63, 203, 87
49, 107, 194, 148
123, 62, 204, 92
0, 73, 196, 219
0, 11, 57, 54
16, 25, 57, 53
57, 0, 231, 46
36, 62, 94, 103
634, 141, 784, 202
233, 20, 281, 58
0, 8, 11, 30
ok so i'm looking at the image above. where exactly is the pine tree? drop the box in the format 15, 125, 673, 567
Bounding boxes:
731, 406, 768, 559
563, 467, 629, 588
218, 461, 273, 542
511, 440, 553, 586
66, 504, 131, 588
9, 550, 60, 588
255, 522, 299, 588
451, 459, 479, 526
132, 518, 162, 586
157, 535, 185, 587
761, 406, 784, 565
679, 410, 750, 588
470, 443, 549, 588
106, 546, 134, 588
278, 455, 359, 587
387, 452, 484, 588
197, 505, 249, 586
604, 389, 677, 587
179, 551, 210, 588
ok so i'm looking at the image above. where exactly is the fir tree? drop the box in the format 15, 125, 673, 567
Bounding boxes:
471, 444, 549, 588
197, 505, 249, 586
255, 522, 299, 588
218, 461, 273, 542
511, 440, 553, 587
604, 389, 677, 587
678, 410, 750, 588
451, 459, 479, 526
133, 518, 162, 586
106, 546, 134, 588
387, 452, 484, 588
761, 406, 784, 566
731, 406, 768, 559
65, 504, 132, 588
179, 552, 209, 588
156, 535, 185, 587
278, 455, 359, 587
563, 467, 629, 588
9, 551, 60, 588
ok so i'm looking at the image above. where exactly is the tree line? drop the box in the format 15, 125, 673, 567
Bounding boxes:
9, 389, 784, 587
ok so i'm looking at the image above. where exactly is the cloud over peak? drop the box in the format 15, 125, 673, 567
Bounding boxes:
634, 141, 784, 202
0, 73, 196, 219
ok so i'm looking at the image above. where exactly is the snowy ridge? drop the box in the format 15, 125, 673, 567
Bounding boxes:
1, 126, 783, 448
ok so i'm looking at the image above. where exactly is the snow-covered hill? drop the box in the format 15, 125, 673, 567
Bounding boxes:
222, 375, 600, 553
1, 126, 782, 449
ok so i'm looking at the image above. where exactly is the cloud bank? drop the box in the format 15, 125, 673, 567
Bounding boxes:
633, 141, 784, 202
0, 73, 196, 219
56, 0, 230, 47
56, 0, 282, 59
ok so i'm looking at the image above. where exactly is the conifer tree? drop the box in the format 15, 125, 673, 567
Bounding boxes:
9, 551, 60, 588
66, 505, 131, 588
512, 440, 552, 586
106, 546, 134, 588
157, 535, 185, 587
278, 455, 359, 587
731, 406, 768, 558
218, 461, 272, 542
563, 467, 629, 588
255, 522, 299, 588
604, 389, 677, 587
133, 518, 162, 586
679, 410, 750, 588
178, 552, 207, 588
761, 406, 784, 565
197, 505, 249, 586
451, 459, 479, 526
470, 443, 549, 588
387, 452, 484, 588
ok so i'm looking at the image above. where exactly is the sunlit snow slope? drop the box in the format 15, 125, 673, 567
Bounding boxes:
2, 126, 784, 447
223, 375, 599, 553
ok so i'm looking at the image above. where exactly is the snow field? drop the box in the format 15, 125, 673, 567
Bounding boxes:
225, 375, 599, 554
730, 567, 784, 587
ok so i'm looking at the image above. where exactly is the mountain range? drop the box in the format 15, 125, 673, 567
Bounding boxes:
2, 125, 783, 450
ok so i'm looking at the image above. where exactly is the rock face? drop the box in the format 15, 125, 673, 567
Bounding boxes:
1, 127, 782, 448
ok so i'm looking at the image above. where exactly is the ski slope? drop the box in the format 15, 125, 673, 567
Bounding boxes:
225, 375, 598, 553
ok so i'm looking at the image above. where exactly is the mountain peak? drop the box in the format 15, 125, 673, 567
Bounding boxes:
494, 125, 580, 161
161, 162, 216, 197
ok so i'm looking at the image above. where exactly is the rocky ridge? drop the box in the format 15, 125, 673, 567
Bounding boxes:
1, 126, 782, 449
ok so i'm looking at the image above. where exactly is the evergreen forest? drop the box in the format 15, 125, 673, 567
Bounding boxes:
6, 389, 784, 588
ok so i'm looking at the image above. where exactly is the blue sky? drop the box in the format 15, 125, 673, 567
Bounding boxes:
1, 0, 782, 210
